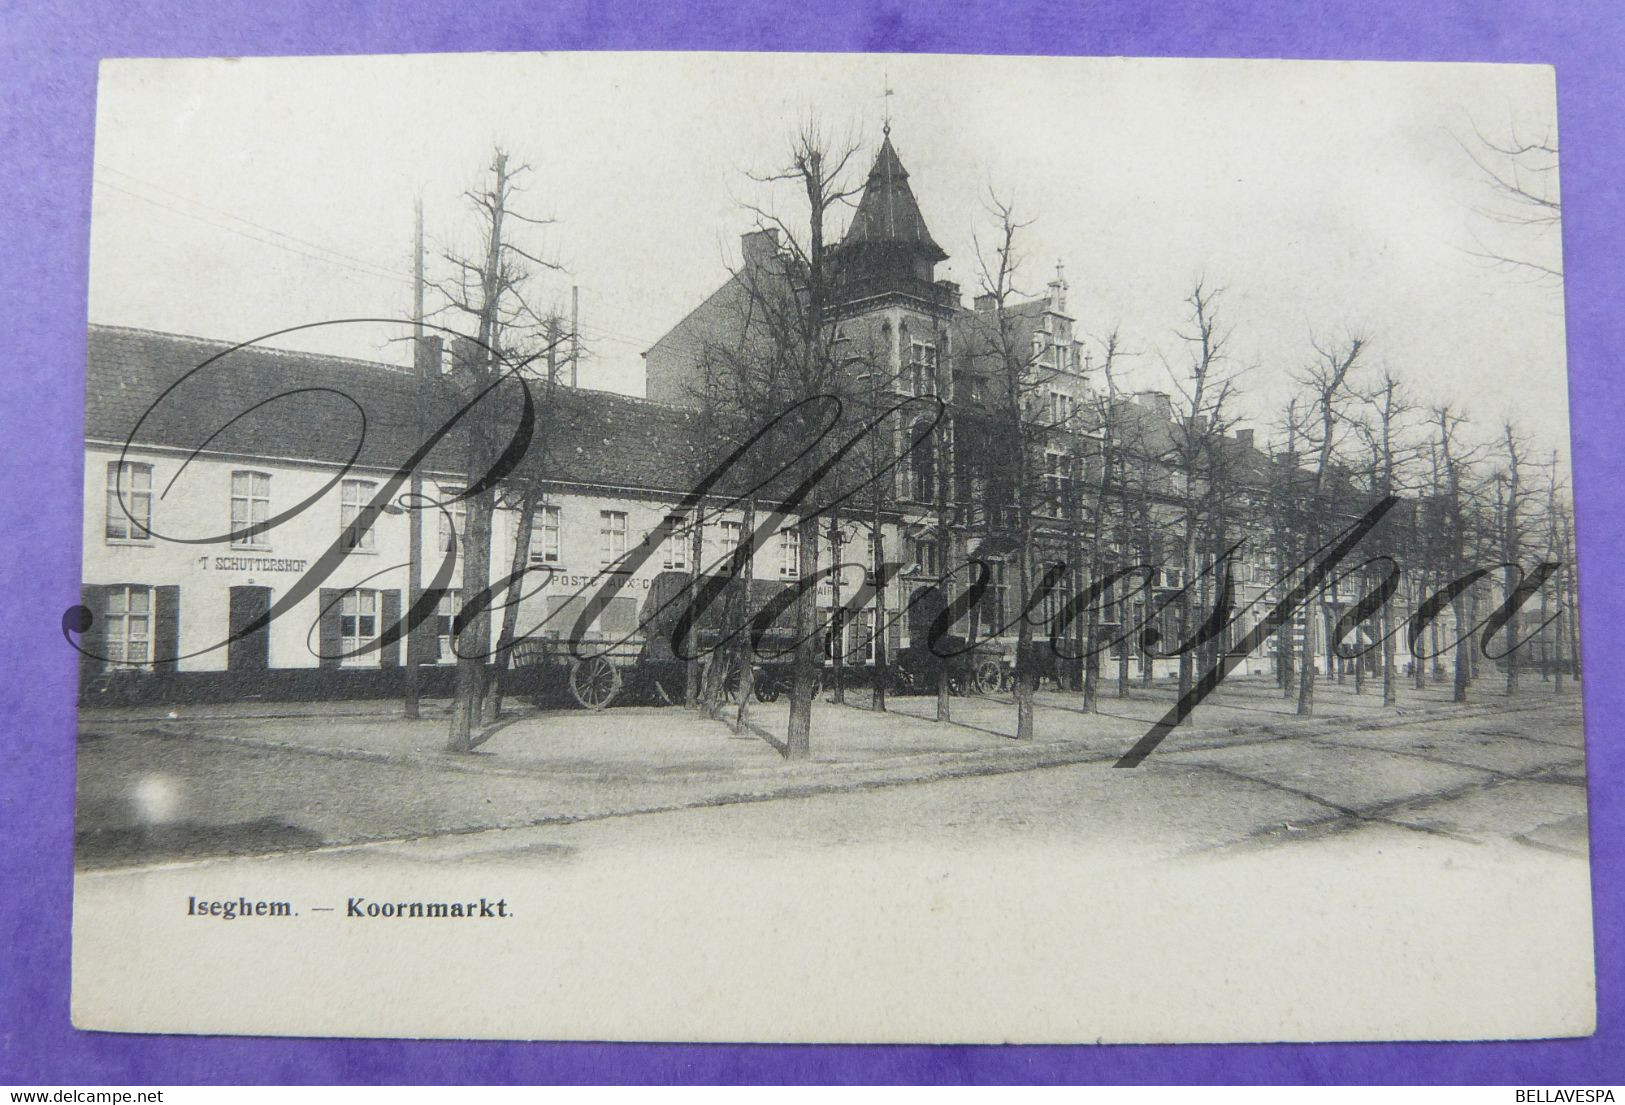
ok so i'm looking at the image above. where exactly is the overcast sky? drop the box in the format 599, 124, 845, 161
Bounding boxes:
89, 51, 1569, 461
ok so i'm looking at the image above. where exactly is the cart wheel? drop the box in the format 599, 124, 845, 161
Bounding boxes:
569, 656, 621, 710
754, 672, 780, 703
973, 659, 1003, 696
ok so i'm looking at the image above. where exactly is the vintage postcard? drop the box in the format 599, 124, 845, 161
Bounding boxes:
70, 50, 1592, 1042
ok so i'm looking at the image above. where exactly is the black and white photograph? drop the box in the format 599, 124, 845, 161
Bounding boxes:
70, 50, 1593, 1043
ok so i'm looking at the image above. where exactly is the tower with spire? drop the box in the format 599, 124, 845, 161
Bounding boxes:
832, 126, 958, 321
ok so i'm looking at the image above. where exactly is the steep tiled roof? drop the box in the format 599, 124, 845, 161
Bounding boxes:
839, 135, 946, 262
85, 325, 457, 471
537, 387, 714, 493
85, 325, 717, 496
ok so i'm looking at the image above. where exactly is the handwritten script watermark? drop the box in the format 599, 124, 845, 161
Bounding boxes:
67, 321, 1565, 766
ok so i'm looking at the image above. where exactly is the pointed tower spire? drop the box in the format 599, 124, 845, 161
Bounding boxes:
839, 130, 946, 263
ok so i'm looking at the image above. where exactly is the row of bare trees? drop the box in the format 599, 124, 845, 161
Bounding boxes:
413, 124, 1578, 762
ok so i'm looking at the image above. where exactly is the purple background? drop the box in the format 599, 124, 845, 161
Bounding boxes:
1, 0, 1620, 1085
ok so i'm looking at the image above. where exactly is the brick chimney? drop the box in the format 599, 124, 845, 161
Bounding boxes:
449, 336, 480, 376
414, 334, 444, 380
741, 228, 780, 267
1235, 427, 1255, 450
973, 292, 997, 312
1132, 390, 1173, 422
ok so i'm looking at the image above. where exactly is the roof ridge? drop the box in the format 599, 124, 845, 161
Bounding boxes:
88, 322, 418, 377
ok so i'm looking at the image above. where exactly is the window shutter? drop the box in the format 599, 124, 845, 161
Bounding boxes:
380, 590, 402, 668
154, 586, 181, 672
79, 584, 108, 685
319, 588, 342, 670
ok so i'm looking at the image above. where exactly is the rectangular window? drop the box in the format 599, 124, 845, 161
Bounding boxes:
103, 585, 151, 670
779, 527, 801, 578
339, 589, 379, 666
848, 609, 875, 663
913, 537, 940, 577
718, 519, 743, 572
341, 479, 377, 551
434, 589, 461, 663
981, 560, 1009, 631
908, 341, 938, 397
662, 513, 690, 571
600, 510, 628, 566
437, 486, 468, 554
904, 419, 937, 503
530, 505, 561, 565
1041, 568, 1073, 636
1044, 451, 1074, 516
1049, 390, 1076, 427
230, 470, 271, 549
105, 461, 153, 542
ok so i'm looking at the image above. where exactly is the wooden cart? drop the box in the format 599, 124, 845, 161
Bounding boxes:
509, 636, 642, 711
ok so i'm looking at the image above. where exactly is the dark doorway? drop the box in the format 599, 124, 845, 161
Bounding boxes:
908, 585, 946, 647
228, 586, 271, 671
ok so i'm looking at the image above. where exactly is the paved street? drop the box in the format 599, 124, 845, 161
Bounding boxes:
72, 680, 1594, 1043
75, 678, 1589, 870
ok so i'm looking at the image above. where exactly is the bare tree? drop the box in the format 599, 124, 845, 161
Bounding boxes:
966, 193, 1043, 741
1291, 331, 1368, 715
1428, 405, 1483, 704
426, 148, 559, 753
1160, 281, 1244, 705
1539, 452, 1572, 692
687, 119, 866, 758
1353, 369, 1418, 706
486, 316, 571, 721
1459, 121, 1563, 284
1495, 422, 1540, 694
1079, 330, 1124, 712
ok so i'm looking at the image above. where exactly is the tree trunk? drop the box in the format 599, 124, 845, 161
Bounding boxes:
871, 519, 888, 712
1296, 603, 1316, 716
1412, 574, 1426, 692
1012, 543, 1036, 740
1082, 586, 1100, 713
1452, 592, 1472, 703
685, 509, 705, 708
1565, 556, 1581, 680
448, 489, 494, 751
488, 486, 539, 721
1504, 562, 1521, 696
785, 514, 820, 760
1553, 599, 1565, 693
732, 640, 755, 735
1566, 562, 1579, 682
828, 515, 845, 705
1381, 589, 1398, 706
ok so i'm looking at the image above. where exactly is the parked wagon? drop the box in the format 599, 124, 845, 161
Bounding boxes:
510, 636, 641, 710
887, 635, 1007, 696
